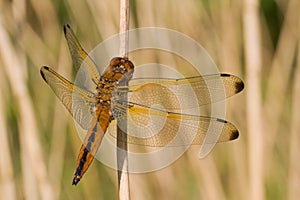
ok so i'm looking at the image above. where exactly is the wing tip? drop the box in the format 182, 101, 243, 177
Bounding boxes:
220, 73, 244, 93
63, 24, 71, 35
216, 118, 239, 140
230, 129, 239, 140
235, 80, 245, 93
220, 73, 230, 77
40, 66, 49, 82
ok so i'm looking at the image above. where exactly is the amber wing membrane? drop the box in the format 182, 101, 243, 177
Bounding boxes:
114, 74, 244, 111
40, 66, 95, 130
63, 24, 100, 85
40, 24, 103, 130
108, 102, 239, 147
109, 74, 244, 146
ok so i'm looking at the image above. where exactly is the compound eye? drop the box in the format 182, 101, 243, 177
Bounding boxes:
110, 57, 121, 63
109, 57, 122, 68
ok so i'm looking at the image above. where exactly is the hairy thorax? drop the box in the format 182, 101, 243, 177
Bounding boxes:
94, 57, 134, 118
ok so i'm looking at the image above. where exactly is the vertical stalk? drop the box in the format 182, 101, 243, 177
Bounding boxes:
119, 0, 130, 57
0, 75, 17, 200
288, 42, 300, 200
243, 0, 264, 199
117, 0, 130, 200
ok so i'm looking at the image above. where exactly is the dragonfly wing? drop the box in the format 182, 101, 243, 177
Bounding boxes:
108, 102, 238, 147
115, 74, 244, 111
64, 24, 100, 85
40, 66, 95, 130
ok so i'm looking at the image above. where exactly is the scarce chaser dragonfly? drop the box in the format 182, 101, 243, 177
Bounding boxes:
40, 24, 244, 185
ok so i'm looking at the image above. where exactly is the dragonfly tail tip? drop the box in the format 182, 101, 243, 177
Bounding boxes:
72, 176, 81, 186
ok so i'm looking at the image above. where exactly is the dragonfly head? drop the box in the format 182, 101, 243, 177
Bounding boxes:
109, 57, 134, 81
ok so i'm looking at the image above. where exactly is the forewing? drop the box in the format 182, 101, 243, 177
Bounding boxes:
115, 74, 244, 112
64, 24, 100, 85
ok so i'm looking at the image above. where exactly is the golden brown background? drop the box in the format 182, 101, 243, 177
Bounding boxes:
0, 0, 298, 199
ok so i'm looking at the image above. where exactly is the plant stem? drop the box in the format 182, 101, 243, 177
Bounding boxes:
117, 0, 130, 200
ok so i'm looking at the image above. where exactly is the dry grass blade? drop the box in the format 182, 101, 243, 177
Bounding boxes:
118, 0, 131, 200
263, 0, 300, 168
119, 0, 130, 57
0, 73, 17, 200
243, 0, 264, 199
0, 0, 294, 199
0, 15, 53, 200
47, 40, 71, 199
288, 40, 300, 200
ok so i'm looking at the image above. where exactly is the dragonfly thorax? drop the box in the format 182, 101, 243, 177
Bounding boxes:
95, 82, 114, 109
94, 57, 134, 110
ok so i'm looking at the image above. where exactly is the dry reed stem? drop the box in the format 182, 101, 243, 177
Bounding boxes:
0, 0, 294, 199
0, 16, 53, 200
29, 0, 59, 49
118, 0, 130, 200
196, 157, 226, 200
288, 36, 300, 200
119, 0, 130, 57
243, 0, 264, 200
264, 0, 299, 164
0, 73, 17, 200
87, 1, 119, 38
220, 3, 248, 200
0, 19, 36, 200
47, 39, 71, 200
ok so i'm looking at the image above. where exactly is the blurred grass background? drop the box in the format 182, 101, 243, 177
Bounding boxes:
0, 0, 299, 199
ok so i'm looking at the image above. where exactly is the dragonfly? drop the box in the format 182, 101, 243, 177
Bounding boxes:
40, 24, 244, 185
